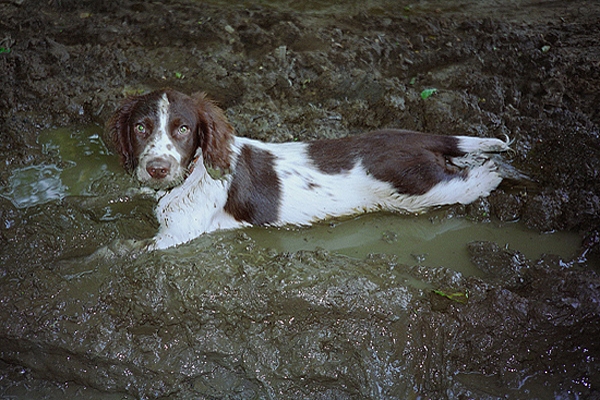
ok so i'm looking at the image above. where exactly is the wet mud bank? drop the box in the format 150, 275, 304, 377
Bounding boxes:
1, 0, 600, 398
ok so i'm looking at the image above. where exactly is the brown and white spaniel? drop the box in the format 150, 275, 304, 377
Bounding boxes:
106, 89, 510, 250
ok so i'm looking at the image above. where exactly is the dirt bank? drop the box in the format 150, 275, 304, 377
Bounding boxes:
1, 0, 599, 398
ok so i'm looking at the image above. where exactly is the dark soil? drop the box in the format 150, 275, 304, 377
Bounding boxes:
1, 0, 599, 398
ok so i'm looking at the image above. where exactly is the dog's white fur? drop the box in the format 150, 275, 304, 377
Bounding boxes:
150, 135, 507, 250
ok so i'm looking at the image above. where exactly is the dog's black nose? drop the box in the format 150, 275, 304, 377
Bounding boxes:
146, 159, 171, 179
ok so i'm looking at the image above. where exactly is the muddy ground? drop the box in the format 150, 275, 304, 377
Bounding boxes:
1, 0, 600, 398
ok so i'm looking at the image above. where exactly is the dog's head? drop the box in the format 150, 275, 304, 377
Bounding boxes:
106, 89, 234, 189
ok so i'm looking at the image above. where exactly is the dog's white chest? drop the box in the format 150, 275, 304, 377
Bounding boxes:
150, 162, 243, 250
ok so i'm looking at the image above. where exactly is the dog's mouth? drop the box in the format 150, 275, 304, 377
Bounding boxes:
139, 174, 187, 190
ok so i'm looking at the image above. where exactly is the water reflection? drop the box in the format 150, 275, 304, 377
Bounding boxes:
0, 126, 121, 208
2, 164, 67, 208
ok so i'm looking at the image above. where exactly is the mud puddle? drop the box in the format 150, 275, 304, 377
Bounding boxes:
247, 212, 581, 276
0, 125, 119, 208
2, 125, 581, 276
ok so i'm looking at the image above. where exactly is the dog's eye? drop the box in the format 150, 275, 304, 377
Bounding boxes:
178, 125, 190, 135
135, 124, 146, 135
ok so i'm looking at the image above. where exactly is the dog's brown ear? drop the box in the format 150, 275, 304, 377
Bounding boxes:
105, 96, 140, 173
193, 92, 234, 173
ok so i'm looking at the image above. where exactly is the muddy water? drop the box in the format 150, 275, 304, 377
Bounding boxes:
3, 126, 581, 275
248, 214, 581, 276
1, 126, 120, 208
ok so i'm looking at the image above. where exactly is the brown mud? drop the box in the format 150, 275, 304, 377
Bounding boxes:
1, 0, 599, 398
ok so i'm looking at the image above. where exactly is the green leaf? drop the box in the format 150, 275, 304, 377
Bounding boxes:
433, 289, 469, 304
420, 88, 437, 100
0, 47, 11, 54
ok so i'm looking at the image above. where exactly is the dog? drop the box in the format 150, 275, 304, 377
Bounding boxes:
106, 89, 510, 250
